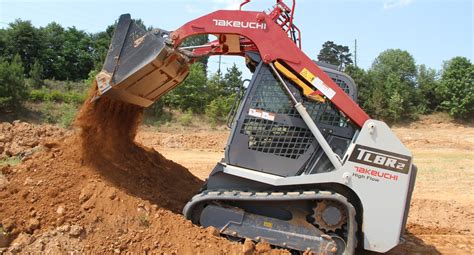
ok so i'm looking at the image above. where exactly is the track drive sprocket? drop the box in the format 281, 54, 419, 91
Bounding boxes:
312, 200, 347, 232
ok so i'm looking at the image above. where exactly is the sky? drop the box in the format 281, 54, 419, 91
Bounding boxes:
0, 0, 473, 79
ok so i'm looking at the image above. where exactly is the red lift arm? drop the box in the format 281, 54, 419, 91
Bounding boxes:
170, 6, 370, 127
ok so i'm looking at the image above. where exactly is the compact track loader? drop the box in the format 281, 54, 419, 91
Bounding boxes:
94, 1, 417, 254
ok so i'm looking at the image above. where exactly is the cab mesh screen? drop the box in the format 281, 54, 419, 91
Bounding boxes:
241, 117, 313, 159
240, 66, 350, 159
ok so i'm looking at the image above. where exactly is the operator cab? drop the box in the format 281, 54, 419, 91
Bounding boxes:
225, 54, 358, 177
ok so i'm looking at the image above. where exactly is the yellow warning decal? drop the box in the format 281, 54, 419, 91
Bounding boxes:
299, 68, 316, 83
300, 68, 336, 100
274, 62, 313, 96
274, 62, 325, 103
263, 221, 273, 228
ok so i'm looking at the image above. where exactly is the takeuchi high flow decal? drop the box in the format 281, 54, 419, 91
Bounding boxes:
348, 144, 412, 182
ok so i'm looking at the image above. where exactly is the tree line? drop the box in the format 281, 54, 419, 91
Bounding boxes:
0, 19, 241, 124
0, 19, 115, 111
318, 41, 473, 121
0, 19, 472, 124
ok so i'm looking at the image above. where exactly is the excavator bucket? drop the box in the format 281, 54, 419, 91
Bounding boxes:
95, 14, 189, 107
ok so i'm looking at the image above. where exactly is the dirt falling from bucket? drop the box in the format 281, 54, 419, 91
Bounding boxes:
74, 84, 203, 212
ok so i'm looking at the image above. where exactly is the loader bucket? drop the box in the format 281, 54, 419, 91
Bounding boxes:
95, 14, 189, 107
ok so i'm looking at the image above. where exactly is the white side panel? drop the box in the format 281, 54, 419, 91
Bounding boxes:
343, 120, 413, 252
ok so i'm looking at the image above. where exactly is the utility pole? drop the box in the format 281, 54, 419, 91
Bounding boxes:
218, 55, 222, 83
218, 55, 222, 74
354, 39, 358, 68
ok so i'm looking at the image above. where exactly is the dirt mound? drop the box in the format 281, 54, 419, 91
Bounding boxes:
0, 135, 238, 253
0, 121, 66, 159
393, 113, 474, 150
0, 87, 287, 253
407, 199, 473, 236
137, 131, 229, 152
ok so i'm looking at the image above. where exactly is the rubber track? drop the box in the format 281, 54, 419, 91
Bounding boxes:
183, 189, 357, 255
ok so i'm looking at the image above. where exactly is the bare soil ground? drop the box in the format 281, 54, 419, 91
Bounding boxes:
137, 113, 474, 255
0, 112, 472, 254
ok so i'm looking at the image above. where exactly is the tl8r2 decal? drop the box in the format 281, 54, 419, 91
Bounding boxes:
348, 145, 411, 174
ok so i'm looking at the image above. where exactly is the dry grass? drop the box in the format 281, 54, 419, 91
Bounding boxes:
410, 149, 474, 202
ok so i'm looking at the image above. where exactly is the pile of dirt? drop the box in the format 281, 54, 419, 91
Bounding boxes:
0, 121, 66, 160
407, 199, 474, 236
393, 113, 474, 150
387, 197, 474, 254
0, 87, 286, 254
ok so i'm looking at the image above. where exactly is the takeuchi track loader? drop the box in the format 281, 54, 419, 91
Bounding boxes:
94, 1, 417, 254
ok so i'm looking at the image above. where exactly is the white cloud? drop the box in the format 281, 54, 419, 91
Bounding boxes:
383, 0, 413, 10
184, 4, 202, 14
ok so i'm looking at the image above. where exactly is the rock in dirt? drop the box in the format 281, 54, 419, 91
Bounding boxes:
69, 225, 84, 238
0, 232, 10, 248
243, 238, 255, 255
56, 224, 70, 233
8, 232, 35, 252
56, 205, 66, 215
255, 241, 272, 253
26, 218, 40, 233
206, 226, 220, 237
23, 177, 34, 186
0, 174, 8, 190
1, 218, 16, 233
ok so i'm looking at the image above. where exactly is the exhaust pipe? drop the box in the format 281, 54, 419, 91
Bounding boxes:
95, 14, 189, 107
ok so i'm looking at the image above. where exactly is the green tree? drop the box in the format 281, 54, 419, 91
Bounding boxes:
29, 60, 44, 88
61, 27, 95, 80
436, 57, 474, 119
40, 23, 95, 81
385, 74, 406, 121
417, 64, 439, 113
163, 62, 208, 112
0, 29, 6, 57
207, 70, 225, 101
371, 49, 417, 83
223, 64, 244, 94
369, 49, 418, 121
369, 82, 388, 119
133, 19, 149, 31
0, 55, 27, 109
205, 94, 235, 125
40, 22, 66, 79
3, 19, 43, 75
91, 24, 115, 70
317, 41, 353, 69
344, 65, 375, 114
